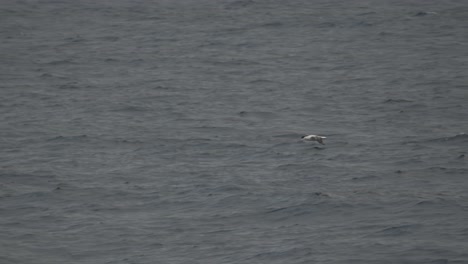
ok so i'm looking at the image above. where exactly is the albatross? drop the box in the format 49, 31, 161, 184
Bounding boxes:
301, 135, 326, 145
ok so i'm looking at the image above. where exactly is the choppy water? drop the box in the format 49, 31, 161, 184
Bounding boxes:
1, 0, 468, 263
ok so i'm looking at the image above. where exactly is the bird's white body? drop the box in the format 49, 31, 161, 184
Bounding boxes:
301, 135, 326, 145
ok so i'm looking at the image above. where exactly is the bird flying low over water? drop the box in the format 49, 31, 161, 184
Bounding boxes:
301, 135, 326, 145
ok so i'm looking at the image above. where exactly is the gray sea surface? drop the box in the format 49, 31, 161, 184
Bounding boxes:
1, 0, 468, 263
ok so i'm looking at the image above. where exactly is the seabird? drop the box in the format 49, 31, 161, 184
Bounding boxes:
301, 135, 326, 145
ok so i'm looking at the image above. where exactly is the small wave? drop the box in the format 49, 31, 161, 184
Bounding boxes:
185, 138, 212, 142
248, 79, 279, 84
237, 111, 277, 119
428, 167, 468, 175
110, 138, 144, 145
405, 133, 468, 145
265, 196, 352, 219
318, 21, 337, 28
57, 82, 83, 90
414, 11, 438, 17
210, 184, 245, 193
411, 196, 466, 210
111, 105, 149, 112
248, 247, 310, 261
445, 133, 468, 142
98, 36, 120, 42
39, 73, 60, 79
275, 163, 306, 171
43, 60, 75, 66
357, 11, 377, 16
427, 133, 468, 145
48, 134, 89, 142
224, 0, 255, 9
376, 224, 421, 236
191, 126, 237, 133
351, 175, 379, 181
272, 133, 302, 139
383, 98, 414, 103
260, 21, 283, 28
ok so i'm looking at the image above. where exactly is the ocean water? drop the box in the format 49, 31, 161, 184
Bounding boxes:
1, 0, 468, 263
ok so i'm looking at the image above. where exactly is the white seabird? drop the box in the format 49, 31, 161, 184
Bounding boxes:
301, 135, 326, 145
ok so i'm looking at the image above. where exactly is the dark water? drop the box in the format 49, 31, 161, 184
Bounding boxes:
1, 0, 468, 263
